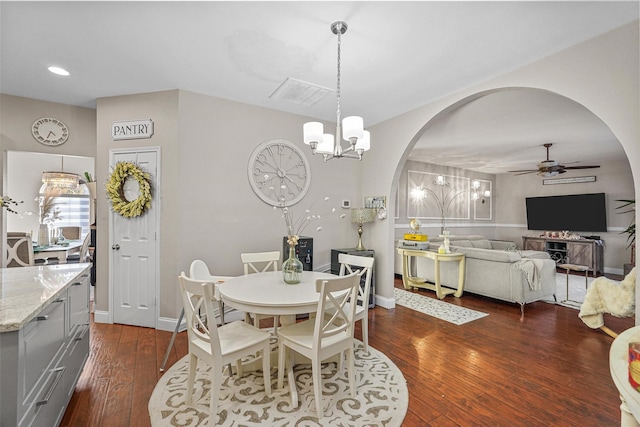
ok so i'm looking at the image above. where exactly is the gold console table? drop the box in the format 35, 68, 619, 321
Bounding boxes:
397, 248, 465, 299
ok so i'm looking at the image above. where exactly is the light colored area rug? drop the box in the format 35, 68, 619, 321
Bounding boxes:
394, 288, 488, 325
149, 340, 408, 426
542, 272, 594, 309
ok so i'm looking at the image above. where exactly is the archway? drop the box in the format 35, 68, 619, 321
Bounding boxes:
367, 86, 635, 310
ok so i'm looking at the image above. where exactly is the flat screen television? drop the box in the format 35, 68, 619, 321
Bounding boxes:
525, 193, 607, 232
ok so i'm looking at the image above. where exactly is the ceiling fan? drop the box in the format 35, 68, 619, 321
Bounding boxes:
509, 143, 600, 177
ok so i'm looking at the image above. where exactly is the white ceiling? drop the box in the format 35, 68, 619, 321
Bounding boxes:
1, 1, 637, 173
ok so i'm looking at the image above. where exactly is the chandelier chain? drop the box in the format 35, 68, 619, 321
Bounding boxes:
335, 24, 342, 126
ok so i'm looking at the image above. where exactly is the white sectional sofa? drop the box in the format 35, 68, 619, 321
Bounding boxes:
396, 235, 557, 313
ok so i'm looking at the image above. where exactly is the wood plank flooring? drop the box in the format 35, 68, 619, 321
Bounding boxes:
61, 276, 633, 426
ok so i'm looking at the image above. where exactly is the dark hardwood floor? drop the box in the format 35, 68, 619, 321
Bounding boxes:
61, 275, 633, 426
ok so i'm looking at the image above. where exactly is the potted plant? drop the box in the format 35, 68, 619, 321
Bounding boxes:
616, 199, 635, 268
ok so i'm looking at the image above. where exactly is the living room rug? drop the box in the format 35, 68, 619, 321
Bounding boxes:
394, 288, 488, 325
542, 272, 594, 309
148, 340, 408, 427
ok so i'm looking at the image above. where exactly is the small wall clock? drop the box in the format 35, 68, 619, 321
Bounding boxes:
248, 139, 311, 207
32, 117, 69, 146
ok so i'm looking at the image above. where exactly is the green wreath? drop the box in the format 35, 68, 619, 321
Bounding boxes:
107, 161, 152, 218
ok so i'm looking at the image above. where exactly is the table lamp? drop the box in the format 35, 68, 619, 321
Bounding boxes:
351, 208, 376, 251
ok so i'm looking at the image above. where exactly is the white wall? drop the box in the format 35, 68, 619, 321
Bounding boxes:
95, 89, 359, 321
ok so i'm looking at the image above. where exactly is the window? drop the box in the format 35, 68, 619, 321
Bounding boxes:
39, 184, 91, 238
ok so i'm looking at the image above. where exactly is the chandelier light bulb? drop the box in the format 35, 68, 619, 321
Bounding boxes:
355, 130, 370, 152
342, 116, 364, 141
303, 122, 323, 147
316, 134, 335, 155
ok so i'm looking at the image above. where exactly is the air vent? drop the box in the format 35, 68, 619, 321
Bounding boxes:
269, 77, 332, 106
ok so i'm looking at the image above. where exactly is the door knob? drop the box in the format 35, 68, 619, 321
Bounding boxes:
112, 244, 120, 250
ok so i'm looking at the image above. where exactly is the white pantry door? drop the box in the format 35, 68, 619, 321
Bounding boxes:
110, 148, 159, 328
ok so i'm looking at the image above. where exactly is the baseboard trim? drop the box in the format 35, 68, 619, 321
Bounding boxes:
93, 310, 109, 324
375, 294, 396, 309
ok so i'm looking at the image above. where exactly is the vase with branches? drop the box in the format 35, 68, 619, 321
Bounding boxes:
276, 196, 345, 283
0, 195, 23, 214
37, 188, 62, 245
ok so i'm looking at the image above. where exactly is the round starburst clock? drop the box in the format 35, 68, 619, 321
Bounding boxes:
248, 139, 311, 207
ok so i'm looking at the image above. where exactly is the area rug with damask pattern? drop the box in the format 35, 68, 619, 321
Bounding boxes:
394, 288, 489, 325
148, 340, 407, 426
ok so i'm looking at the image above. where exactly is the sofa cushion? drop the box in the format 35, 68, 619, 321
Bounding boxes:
471, 239, 492, 249
452, 240, 473, 247
450, 245, 522, 263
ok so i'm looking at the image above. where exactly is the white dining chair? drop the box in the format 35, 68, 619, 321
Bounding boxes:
179, 273, 272, 424
6, 232, 34, 267
276, 271, 361, 417
59, 226, 81, 240
240, 251, 281, 333
66, 233, 91, 263
338, 253, 375, 351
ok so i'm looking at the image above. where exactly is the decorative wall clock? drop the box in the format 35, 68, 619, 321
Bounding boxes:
248, 139, 311, 207
32, 117, 69, 146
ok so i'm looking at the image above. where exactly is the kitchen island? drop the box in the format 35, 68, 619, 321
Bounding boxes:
0, 263, 91, 427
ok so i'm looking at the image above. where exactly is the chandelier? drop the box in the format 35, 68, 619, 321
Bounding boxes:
303, 21, 370, 161
42, 171, 81, 188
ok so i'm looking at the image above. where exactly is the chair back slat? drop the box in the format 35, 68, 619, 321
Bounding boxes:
59, 226, 81, 240
338, 253, 374, 308
314, 271, 361, 344
179, 273, 223, 359
241, 251, 280, 274
7, 233, 34, 267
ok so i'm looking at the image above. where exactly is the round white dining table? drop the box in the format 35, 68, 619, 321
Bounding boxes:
218, 270, 335, 322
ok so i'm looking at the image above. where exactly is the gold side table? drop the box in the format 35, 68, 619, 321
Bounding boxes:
397, 248, 465, 299
557, 263, 589, 303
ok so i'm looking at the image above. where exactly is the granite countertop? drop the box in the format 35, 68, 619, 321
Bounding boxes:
0, 263, 91, 333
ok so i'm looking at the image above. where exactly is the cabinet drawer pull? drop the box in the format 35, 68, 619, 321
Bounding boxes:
72, 281, 83, 286
36, 366, 65, 406
54, 297, 66, 303
75, 324, 90, 341
37, 315, 49, 321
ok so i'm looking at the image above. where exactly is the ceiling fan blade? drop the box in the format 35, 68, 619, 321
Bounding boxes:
508, 169, 538, 173
562, 165, 601, 170
513, 171, 540, 176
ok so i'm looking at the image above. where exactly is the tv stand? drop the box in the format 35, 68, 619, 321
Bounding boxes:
522, 236, 604, 276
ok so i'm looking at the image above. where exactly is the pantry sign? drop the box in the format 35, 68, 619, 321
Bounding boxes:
111, 119, 154, 140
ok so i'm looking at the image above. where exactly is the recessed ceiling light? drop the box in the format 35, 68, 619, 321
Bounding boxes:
48, 66, 69, 76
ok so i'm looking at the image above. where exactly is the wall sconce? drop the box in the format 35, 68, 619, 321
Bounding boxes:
411, 187, 427, 201
471, 180, 491, 203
